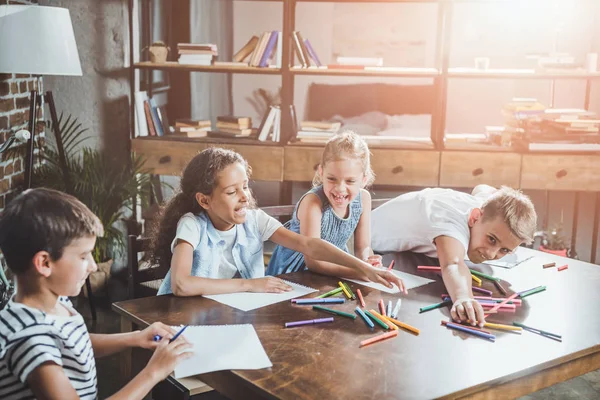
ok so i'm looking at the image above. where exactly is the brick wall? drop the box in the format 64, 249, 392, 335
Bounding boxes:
0, 0, 41, 210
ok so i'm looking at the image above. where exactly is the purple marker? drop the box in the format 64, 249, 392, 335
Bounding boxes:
285, 317, 334, 328
473, 287, 493, 296
294, 298, 345, 305
446, 322, 496, 341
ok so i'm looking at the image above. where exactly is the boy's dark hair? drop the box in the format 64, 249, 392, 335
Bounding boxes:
149, 147, 253, 272
0, 188, 104, 275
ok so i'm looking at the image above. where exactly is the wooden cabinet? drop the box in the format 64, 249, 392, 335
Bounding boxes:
521, 155, 600, 191
132, 138, 284, 181
371, 149, 440, 187
283, 146, 322, 182
440, 152, 521, 188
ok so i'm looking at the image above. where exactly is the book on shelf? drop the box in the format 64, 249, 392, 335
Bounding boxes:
157, 105, 172, 135
258, 31, 278, 68
233, 35, 259, 63
148, 98, 164, 136
134, 91, 149, 137
303, 39, 322, 67
143, 99, 156, 136
213, 61, 249, 67
216, 121, 251, 130
300, 121, 342, 132
208, 129, 256, 139
176, 119, 211, 129
178, 54, 213, 65
215, 127, 254, 136
257, 106, 280, 142
217, 115, 252, 126
178, 43, 218, 53
292, 31, 309, 67
173, 127, 210, 138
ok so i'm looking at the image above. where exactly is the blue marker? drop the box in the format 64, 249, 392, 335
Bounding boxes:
153, 325, 189, 343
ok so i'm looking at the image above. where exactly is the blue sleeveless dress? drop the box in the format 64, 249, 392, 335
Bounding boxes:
266, 185, 363, 275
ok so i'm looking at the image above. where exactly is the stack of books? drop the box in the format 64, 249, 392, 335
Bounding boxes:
294, 121, 341, 143
233, 31, 282, 68
291, 31, 321, 68
177, 43, 218, 65
209, 116, 255, 138
173, 119, 211, 138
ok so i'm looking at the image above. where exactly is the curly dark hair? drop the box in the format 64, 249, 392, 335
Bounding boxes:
149, 147, 253, 272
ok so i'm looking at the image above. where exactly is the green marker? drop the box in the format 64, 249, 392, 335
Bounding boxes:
469, 269, 500, 282
364, 310, 389, 329
419, 300, 451, 313
316, 287, 344, 298
519, 286, 547, 298
312, 305, 356, 320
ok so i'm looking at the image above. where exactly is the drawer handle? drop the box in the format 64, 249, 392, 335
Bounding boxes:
159, 155, 171, 164
556, 169, 568, 179
313, 163, 319, 171
472, 168, 484, 177
392, 166, 404, 174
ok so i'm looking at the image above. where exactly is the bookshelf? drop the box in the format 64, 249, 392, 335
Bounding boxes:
127, 0, 600, 262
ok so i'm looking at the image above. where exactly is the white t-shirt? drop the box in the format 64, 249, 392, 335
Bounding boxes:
371, 188, 488, 258
172, 209, 282, 278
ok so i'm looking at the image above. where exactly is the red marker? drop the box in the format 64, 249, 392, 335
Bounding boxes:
357, 289, 366, 308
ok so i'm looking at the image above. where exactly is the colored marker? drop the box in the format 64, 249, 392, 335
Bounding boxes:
445, 322, 496, 341
471, 274, 482, 286
379, 299, 386, 316
391, 299, 401, 319
484, 322, 522, 332
285, 317, 334, 328
558, 264, 568, 271
356, 289, 366, 308
338, 281, 352, 299
294, 298, 345, 305
355, 306, 375, 328
343, 281, 356, 300
512, 322, 562, 339
312, 305, 356, 320
363, 310, 389, 329
387, 300, 392, 317
417, 265, 441, 271
543, 262, 556, 268
419, 300, 451, 313
316, 287, 343, 298
386, 316, 420, 335
493, 280, 508, 296
469, 269, 500, 282
484, 293, 518, 318
441, 320, 491, 335
473, 286, 493, 296
387, 259, 395, 271
519, 286, 547, 298
517, 285, 544, 297
370, 310, 399, 330
359, 330, 398, 348
155, 325, 189, 343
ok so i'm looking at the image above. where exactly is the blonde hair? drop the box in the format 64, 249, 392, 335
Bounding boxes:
312, 131, 375, 187
481, 186, 537, 244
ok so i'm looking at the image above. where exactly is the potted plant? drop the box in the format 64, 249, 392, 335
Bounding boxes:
29, 114, 154, 296
534, 226, 575, 258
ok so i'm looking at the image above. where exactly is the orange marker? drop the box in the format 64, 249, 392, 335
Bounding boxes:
387, 259, 395, 271
386, 316, 421, 335
379, 299, 386, 316
369, 310, 399, 330
356, 289, 366, 308
359, 330, 399, 348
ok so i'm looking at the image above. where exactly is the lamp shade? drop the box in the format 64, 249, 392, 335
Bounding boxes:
0, 5, 82, 76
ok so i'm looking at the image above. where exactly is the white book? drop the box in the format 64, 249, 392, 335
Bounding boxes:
272, 106, 281, 142
258, 106, 277, 142
172, 324, 271, 378
275, 31, 282, 68
134, 91, 149, 137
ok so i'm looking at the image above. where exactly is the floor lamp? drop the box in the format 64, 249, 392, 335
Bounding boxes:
0, 5, 97, 319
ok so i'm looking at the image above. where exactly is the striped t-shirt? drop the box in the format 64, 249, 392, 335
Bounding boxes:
0, 296, 97, 399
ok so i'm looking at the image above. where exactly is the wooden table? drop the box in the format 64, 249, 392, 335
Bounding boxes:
112, 248, 600, 399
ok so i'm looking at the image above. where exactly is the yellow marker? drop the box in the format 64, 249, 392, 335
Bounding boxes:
471, 274, 482, 286
484, 322, 523, 332
338, 281, 352, 299
369, 310, 399, 330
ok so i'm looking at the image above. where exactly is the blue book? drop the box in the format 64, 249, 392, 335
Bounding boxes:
304, 39, 322, 67
149, 98, 164, 136
258, 31, 278, 68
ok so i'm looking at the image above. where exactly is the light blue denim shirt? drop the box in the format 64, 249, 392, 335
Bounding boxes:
157, 211, 268, 295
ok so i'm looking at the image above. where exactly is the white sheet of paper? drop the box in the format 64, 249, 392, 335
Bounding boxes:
172, 324, 272, 379
481, 253, 535, 269
204, 280, 317, 311
345, 269, 434, 294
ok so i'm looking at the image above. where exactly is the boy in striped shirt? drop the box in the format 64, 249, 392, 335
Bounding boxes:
0, 188, 192, 399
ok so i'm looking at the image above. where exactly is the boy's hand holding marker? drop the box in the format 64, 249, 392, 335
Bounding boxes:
451, 297, 486, 328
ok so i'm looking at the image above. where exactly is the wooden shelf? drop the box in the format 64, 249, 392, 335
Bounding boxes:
133, 135, 282, 147
296, 0, 439, 3
291, 66, 439, 78
448, 67, 600, 79
134, 62, 281, 75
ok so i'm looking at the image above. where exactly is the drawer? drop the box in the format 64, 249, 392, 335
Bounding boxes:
440, 152, 521, 188
284, 146, 323, 182
521, 155, 600, 191
371, 149, 440, 186
132, 139, 284, 181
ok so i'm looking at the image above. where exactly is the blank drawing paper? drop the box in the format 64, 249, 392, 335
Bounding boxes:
173, 324, 272, 379
204, 280, 317, 311
346, 269, 434, 294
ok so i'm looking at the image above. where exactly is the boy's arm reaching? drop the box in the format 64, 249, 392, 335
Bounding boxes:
170, 241, 290, 296
434, 235, 486, 327
91, 322, 178, 358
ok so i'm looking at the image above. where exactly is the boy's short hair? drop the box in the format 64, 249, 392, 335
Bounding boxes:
0, 188, 104, 275
481, 186, 537, 244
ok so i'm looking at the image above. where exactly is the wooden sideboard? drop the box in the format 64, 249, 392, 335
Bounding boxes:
132, 138, 600, 192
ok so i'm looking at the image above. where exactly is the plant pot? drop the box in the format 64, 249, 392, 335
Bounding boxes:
149, 46, 168, 63
539, 245, 568, 257
82, 259, 113, 298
